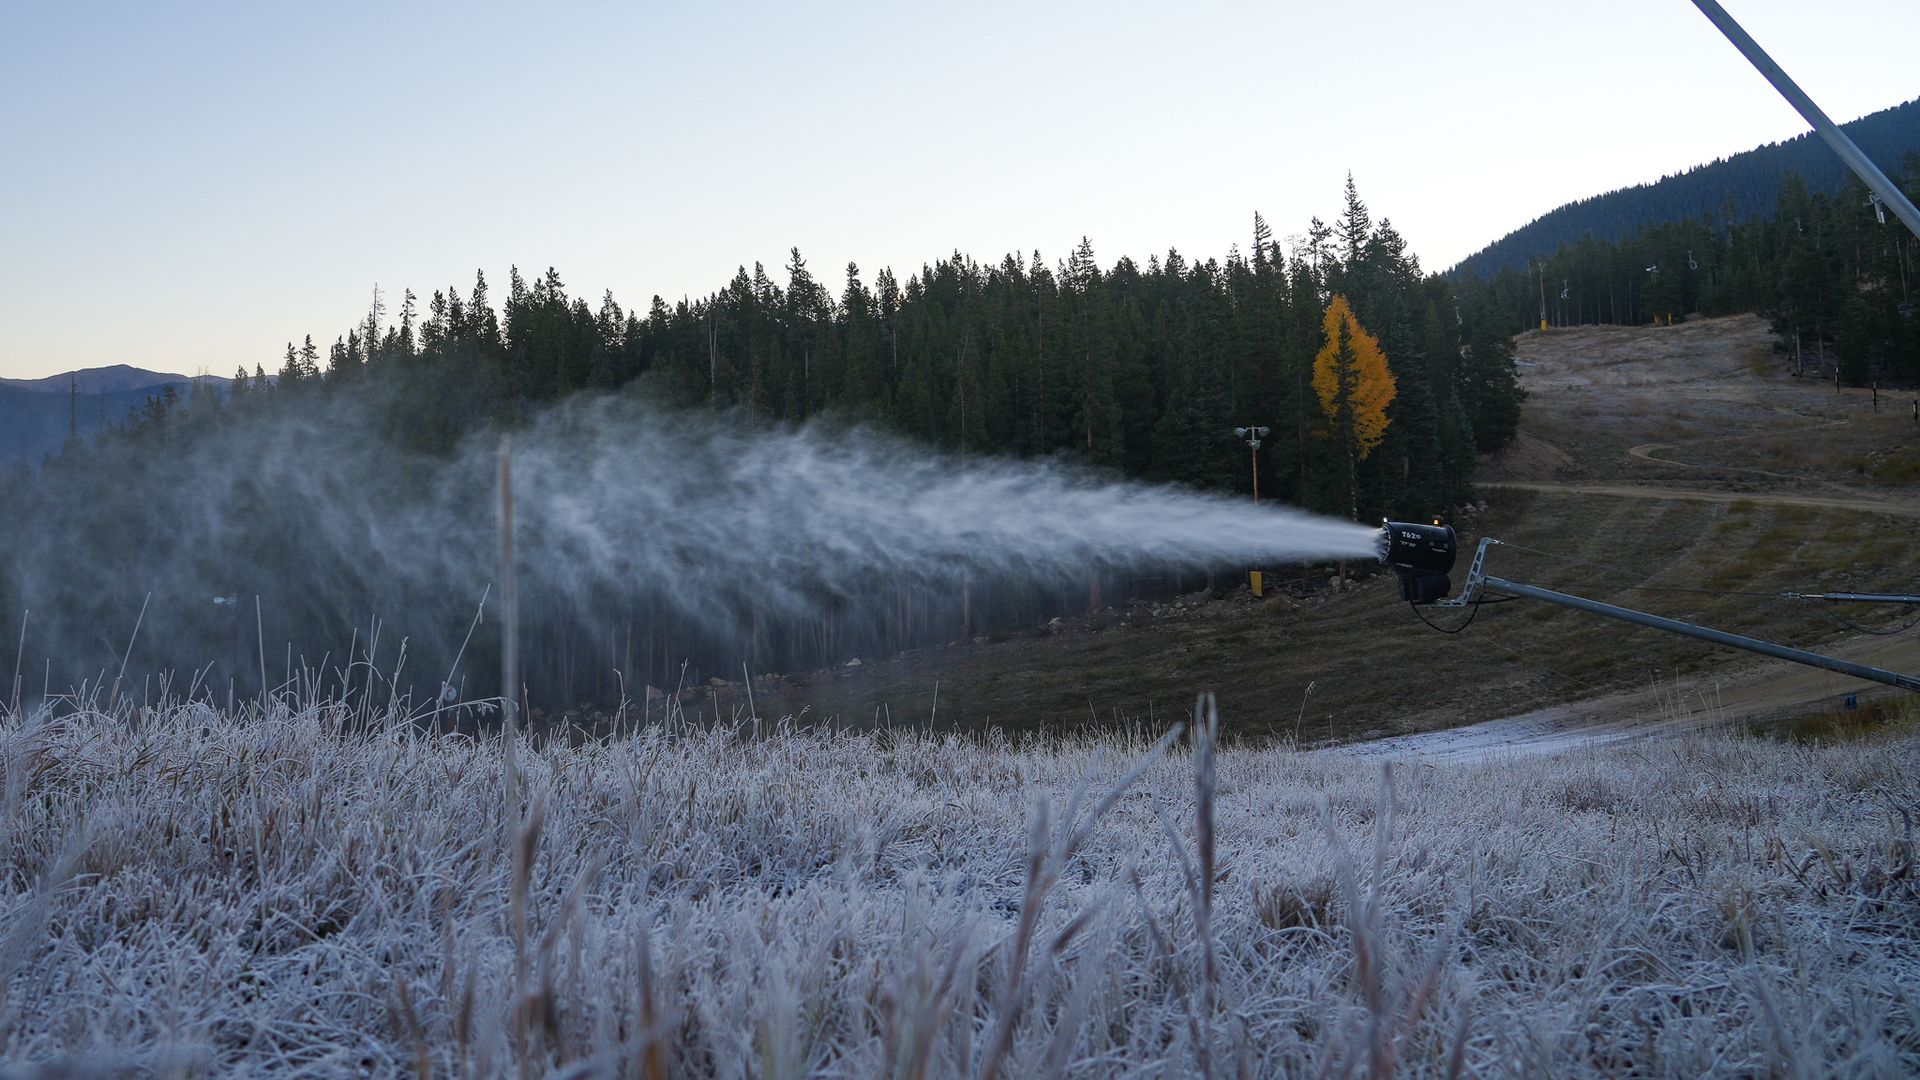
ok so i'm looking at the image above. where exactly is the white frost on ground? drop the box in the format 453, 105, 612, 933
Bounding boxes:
1329, 697, 1722, 764
1, 700, 1917, 1077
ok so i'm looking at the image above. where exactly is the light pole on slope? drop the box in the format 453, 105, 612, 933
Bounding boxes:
1233, 425, 1271, 596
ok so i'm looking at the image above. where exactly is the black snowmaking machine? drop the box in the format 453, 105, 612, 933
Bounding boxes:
1378, 522, 1920, 695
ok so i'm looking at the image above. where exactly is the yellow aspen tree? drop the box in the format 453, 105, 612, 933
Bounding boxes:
1312, 294, 1396, 519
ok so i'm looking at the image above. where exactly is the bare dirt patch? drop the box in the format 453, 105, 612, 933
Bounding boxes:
1478, 430, 1578, 482
1499, 314, 1919, 495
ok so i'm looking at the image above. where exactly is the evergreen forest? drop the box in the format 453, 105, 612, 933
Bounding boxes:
1469, 165, 1920, 386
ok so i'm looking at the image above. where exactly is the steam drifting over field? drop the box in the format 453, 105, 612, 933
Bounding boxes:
2, 696, 1916, 1075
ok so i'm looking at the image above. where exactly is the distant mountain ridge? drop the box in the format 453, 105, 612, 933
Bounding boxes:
1451, 98, 1920, 279
0, 363, 211, 395
0, 366, 234, 466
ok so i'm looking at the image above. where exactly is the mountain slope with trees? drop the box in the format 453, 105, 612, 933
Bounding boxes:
1453, 97, 1920, 279
1464, 165, 1920, 386
0, 369, 230, 465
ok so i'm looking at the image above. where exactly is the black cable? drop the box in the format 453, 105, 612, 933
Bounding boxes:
1403, 591, 1609, 686
1413, 599, 1477, 634
1812, 606, 1920, 637
1608, 584, 1789, 599
1409, 593, 1516, 634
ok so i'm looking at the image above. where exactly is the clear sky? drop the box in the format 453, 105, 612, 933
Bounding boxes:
2, 0, 1916, 380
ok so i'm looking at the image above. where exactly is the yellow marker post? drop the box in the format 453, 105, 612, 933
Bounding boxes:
1249, 570, 1264, 597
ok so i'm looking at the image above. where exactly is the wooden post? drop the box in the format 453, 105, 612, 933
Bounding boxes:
499, 442, 518, 738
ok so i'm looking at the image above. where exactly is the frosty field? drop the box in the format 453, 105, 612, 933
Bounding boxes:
2, 698, 1917, 1077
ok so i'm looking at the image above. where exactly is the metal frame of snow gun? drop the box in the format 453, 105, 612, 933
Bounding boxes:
1378, 523, 1920, 695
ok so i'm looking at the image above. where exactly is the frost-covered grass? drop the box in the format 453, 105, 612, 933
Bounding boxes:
2, 697, 1918, 1077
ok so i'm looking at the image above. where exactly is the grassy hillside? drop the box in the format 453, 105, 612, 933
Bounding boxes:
2, 695, 1915, 1075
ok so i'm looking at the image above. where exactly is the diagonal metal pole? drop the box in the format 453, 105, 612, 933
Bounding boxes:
1433, 540, 1919, 692
1689, 0, 1920, 241
1483, 575, 1920, 693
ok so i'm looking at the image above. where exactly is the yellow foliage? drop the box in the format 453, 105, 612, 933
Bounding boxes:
1312, 295, 1396, 460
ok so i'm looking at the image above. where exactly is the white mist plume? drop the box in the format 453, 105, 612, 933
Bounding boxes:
4, 388, 1381, 690
505, 394, 1382, 621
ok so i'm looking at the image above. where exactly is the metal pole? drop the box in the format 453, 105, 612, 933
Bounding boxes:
1485, 575, 1920, 692
1250, 443, 1260, 505
1689, 0, 1920, 241
1791, 592, 1920, 605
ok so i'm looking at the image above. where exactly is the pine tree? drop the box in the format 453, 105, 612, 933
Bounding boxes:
1336, 173, 1371, 268
423, 290, 449, 355
1836, 296, 1873, 386
1304, 216, 1333, 302
363, 285, 386, 367
447, 287, 469, 345
591, 290, 627, 389
300, 335, 323, 381
785, 248, 827, 411
396, 289, 418, 358
279, 343, 302, 388
470, 270, 501, 352
840, 262, 884, 409
1458, 305, 1524, 451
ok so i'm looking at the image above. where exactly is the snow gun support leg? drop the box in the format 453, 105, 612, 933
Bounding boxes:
1377, 522, 1920, 695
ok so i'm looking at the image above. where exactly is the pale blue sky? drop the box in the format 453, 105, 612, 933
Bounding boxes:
3, 0, 1917, 379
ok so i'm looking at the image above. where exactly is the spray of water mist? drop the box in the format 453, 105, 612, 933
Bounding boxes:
1, 386, 1381, 700
508, 395, 1381, 611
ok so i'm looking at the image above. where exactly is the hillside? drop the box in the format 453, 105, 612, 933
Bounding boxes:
0, 369, 230, 465
0, 363, 200, 395
716, 315, 1917, 744
1453, 97, 1920, 278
